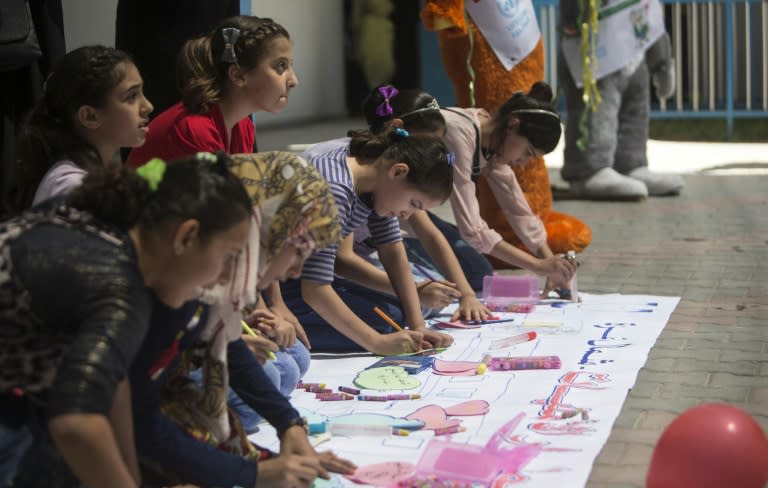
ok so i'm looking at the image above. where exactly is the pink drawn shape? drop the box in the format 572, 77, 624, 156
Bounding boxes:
434, 320, 481, 329
433, 369, 477, 376
406, 404, 462, 430
345, 461, 415, 486
444, 400, 490, 416
433, 359, 480, 374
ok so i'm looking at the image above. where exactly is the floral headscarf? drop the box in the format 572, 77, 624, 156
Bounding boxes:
180, 152, 341, 445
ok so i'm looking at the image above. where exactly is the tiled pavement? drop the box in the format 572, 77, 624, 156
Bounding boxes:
259, 121, 768, 487
553, 173, 768, 486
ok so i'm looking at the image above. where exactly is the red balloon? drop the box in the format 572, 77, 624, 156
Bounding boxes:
647, 403, 768, 488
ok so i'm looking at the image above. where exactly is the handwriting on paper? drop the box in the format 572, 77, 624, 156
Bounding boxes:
354, 366, 421, 391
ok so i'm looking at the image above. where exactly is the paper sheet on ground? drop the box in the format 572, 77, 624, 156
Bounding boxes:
249, 293, 679, 487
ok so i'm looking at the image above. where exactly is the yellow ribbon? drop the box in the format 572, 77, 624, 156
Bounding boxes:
577, 0, 602, 151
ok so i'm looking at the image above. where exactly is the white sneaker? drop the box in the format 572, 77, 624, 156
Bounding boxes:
569, 167, 648, 200
628, 167, 684, 196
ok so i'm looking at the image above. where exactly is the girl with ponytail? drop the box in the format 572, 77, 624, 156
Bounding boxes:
361, 82, 580, 296
126, 15, 297, 167
0, 154, 253, 487
7, 45, 153, 213
280, 127, 457, 355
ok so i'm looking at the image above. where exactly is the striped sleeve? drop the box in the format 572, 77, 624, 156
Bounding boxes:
299, 148, 355, 283
367, 214, 403, 246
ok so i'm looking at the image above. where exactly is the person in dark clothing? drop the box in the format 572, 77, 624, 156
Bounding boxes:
0, 154, 253, 487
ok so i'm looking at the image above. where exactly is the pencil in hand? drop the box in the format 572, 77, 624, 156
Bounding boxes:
241, 320, 277, 361
373, 306, 404, 332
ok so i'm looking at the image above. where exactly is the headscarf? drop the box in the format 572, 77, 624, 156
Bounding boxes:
171, 151, 341, 446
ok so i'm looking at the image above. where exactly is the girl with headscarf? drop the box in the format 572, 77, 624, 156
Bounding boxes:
129, 152, 354, 488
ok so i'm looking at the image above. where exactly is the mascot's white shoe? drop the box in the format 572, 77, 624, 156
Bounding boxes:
570, 167, 648, 200
628, 167, 684, 196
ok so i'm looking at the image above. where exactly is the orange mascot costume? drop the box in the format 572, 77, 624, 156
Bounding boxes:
422, 0, 591, 268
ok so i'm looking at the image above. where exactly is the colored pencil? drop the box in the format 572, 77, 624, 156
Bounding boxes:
241, 320, 277, 360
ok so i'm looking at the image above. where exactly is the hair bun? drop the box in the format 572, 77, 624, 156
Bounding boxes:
528, 81, 554, 104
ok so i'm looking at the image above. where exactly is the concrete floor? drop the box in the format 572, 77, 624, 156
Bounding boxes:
258, 118, 768, 487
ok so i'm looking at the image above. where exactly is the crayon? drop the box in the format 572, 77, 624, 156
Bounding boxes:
489, 355, 562, 371
357, 395, 389, 401
318, 394, 354, 402
240, 320, 277, 360
301, 382, 327, 390
434, 425, 466, 436
327, 423, 410, 436
386, 394, 421, 400
338, 386, 361, 395
306, 386, 332, 393
489, 331, 537, 350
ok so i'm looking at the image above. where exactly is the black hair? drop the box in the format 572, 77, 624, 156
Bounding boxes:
347, 127, 453, 201
362, 84, 446, 136
177, 15, 290, 114
488, 81, 562, 155
68, 152, 251, 240
8, 46, 133, 213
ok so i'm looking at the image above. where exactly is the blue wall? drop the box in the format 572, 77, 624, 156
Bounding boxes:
419, 25, 457, 107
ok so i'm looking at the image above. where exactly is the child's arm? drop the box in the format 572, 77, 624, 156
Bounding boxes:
334, 234, 397, 292
376, 241, 454, 349
49, 413, 138, 488
301, 280, 423, 356
407, 211, 491, 322
336, 233, 460, 310
108, 378, 141, 485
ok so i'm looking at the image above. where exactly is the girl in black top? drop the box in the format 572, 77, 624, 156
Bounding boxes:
0, 154, 252, 488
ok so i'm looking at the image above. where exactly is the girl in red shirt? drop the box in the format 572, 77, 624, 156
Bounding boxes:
126, 15, 298, 166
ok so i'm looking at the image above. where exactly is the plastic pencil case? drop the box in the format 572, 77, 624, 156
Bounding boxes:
482, 274, 539, 313
412, 438, 541, 485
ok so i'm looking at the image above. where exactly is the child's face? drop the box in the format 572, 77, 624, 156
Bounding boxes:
157, 216, 251, 308
242, 36, 299, 113
373, 163, 444, 219
258, 243, 306, 289
495, 127, 545, 167
92, 61, 153, 151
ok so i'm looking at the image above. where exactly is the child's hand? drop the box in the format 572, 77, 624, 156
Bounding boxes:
256, 454, 327, 487
241, 333, 279, 364
271, 304, 310, 349
416, 280, 462, 309
452, 294, 492, 322
537, 255, 577, 284
245, 309, 278, 336
316, 451, 357, 475
372, 330, 424, 356
270, 316, 297, 348
419, 329, 454, 349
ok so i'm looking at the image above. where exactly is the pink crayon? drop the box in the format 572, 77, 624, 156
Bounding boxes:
338, 386, 361, 395
307, 386, 332, 393
386, 394, 421, 400
318, 394, 354, 401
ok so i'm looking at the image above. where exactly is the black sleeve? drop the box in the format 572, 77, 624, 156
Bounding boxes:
11, 224, 151, 418
131, 300, 259, 488
228, 338, 302, 436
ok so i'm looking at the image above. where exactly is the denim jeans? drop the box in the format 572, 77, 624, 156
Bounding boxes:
281, 277, 404, 352
412, 212, 493, 292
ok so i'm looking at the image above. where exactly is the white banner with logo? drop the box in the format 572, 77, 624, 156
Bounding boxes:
466, 0, 541, 71
562, 0, 665, 86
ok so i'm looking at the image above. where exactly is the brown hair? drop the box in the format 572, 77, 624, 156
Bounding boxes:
177, 15, 290, 114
